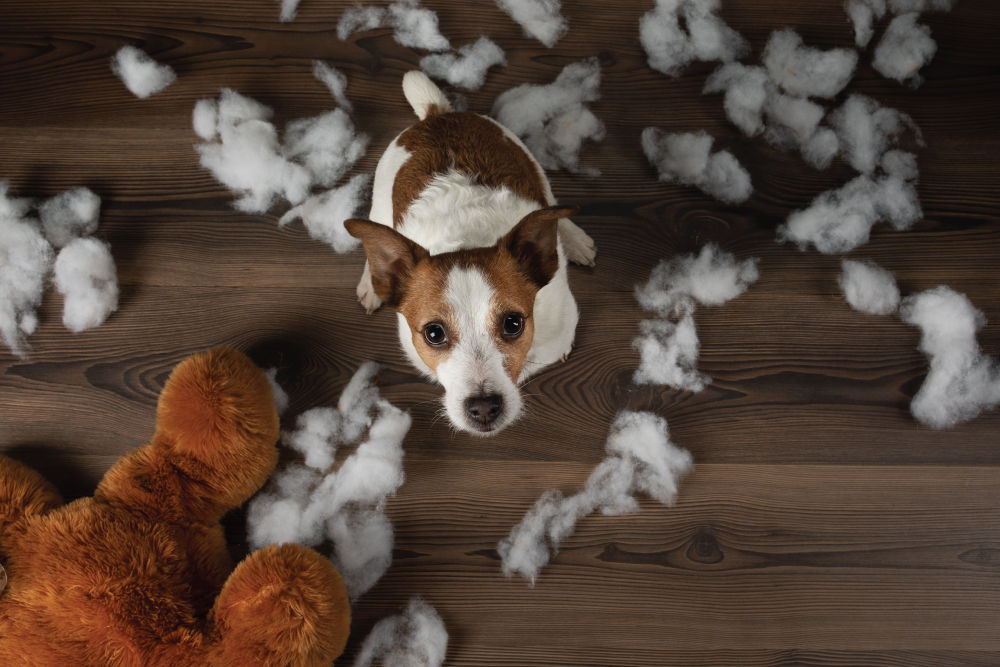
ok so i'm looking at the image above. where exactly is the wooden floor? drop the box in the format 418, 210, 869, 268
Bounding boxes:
2, 1, 999, 664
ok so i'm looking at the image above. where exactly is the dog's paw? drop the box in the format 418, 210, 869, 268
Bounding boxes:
559, 220, 597, 267
357, 276, 382, 314
560, 343, 574, 363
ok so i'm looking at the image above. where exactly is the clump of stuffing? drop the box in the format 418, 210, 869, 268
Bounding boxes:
337, 0, 451, 52
279, 173, 372, 253
420, 37, 507, 90
639, 0, 749, 77
246, 362, 412, 599
845, 0, 887, 47
111, 46, 176, 99
838, 259, 900, 315
873, 13, 938, 87
494, 0, 568, 48
491, 58, 605, 174
313, 61, 354, 112
641, 128, 752, 204
52, 238, 119, 332
38, 187, 101, 249
763, 29, 858, 99
900, 287, 1000, 429
498, 411, 693, 584
353, 597, 448, 667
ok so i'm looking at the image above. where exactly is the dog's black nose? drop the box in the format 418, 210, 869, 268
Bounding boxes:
465, 395, 503, 425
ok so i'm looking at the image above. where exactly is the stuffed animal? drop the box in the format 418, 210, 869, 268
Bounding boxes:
0, 347, 351, 666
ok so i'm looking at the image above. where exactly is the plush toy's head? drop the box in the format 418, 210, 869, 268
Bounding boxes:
0, 347, 351, 666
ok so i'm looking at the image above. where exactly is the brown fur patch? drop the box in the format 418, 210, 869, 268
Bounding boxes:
392, 112, 549, 226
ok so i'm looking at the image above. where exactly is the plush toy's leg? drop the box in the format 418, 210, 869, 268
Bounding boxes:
0, 455, 63, 536
95, 347, 280, 524
208, 544, 351, 667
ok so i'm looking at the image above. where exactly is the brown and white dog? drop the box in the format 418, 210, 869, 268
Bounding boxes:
346, 71, 595, 436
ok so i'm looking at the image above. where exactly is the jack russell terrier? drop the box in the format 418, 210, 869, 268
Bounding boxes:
346, 71, 596, 436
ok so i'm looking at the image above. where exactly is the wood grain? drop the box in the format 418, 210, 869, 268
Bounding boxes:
2, 1, 999, 665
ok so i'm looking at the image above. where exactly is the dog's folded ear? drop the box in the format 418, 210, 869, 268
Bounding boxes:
345, 219, 429, 308
502, 206, 577, 289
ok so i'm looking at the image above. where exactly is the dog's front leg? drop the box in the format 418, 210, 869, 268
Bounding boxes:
356, 260, 383, 314
558, 217, 597, 267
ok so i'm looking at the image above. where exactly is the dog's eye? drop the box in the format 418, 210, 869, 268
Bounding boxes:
423, 322, 448, 346
502, 313, 525, 338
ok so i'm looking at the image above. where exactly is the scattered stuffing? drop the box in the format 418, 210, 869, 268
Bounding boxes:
888, 0, 955, 12
639, 0, 749, 77
633, 244, 759, 389
703, 63, 770, 137
38, 187, 101, 249
491, 58, 605, 175
873, 13, 937, 86
641, 128, 752, 204
279, 173, 372, 253
338, 0, 451, 52
778, 150, 922, 253
900, 287, 1000, 428
52, 238, 118, 333
278, 0, 301, 22
246, 362, 412, 599
845, 0, 887, 47
283, 109, 370, 188
498, 411, 693, 584
495, 0, 568, 48
420, 37, 507, 90
0, 182, 53, 358
110, 46, 176, 99
353, 597, 448, 667
636, 243, 760, 319
838, 259, 900, 315
830, 94, 921, 175
313, 61, 353, 112
763, 29, 858, 99
263, 367, 289, 416
194, 88, 368, 215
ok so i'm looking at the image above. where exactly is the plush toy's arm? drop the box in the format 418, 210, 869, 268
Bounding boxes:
94, 347, 280, 525
207, 543, 351, 667
0, 455, 63, 540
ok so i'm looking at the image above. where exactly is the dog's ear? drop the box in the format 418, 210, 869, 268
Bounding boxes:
345, 219, 429, 308
502, 206, 578, 289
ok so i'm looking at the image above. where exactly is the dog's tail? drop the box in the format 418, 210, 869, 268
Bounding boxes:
402, 71, 451, 120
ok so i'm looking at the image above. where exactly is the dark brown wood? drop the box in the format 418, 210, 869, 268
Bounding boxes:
2, 1, 999, 664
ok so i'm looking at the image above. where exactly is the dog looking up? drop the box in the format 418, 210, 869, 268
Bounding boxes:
346, 71, 596, 436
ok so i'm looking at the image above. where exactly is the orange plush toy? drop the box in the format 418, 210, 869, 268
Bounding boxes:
0, 347, 351, 666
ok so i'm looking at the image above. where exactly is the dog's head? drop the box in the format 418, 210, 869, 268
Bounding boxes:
346, 206, 574, 436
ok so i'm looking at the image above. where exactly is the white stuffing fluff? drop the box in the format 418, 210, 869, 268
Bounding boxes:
338, 0, 450, 52
636, 243, 760, 318
498, 411, 693, 584
313, 61, 353, 112
763, 29, 858, 99
888, 0, 955, 12
873, 13, 938, 87
830, 94, 921, 175
110, 46, 176, 99
900, 287, 1000, 429
639, 0, 749, 77
838, 259, 901, 315
353, 597, 448, 667
641, 128, 752, 204
778, 150, 922, 254
278, 0, 302, 22
0, 182, 54, 358
263, 367, 289, 416
283, 109, 370, 188
703, 63, 770, 137
633, 244, 759, 390
246, 362, 412, 599
845, 0, 887, 47
495, 0, 568, 48
38, 187, 101, 249
420, 37, 507, 90
194, 89, 368, 214
279, 173, 372, 253
491, 58, 605, 175
52, 237, 118, 333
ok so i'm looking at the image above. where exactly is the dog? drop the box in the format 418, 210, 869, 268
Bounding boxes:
345, 71, 596, 436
